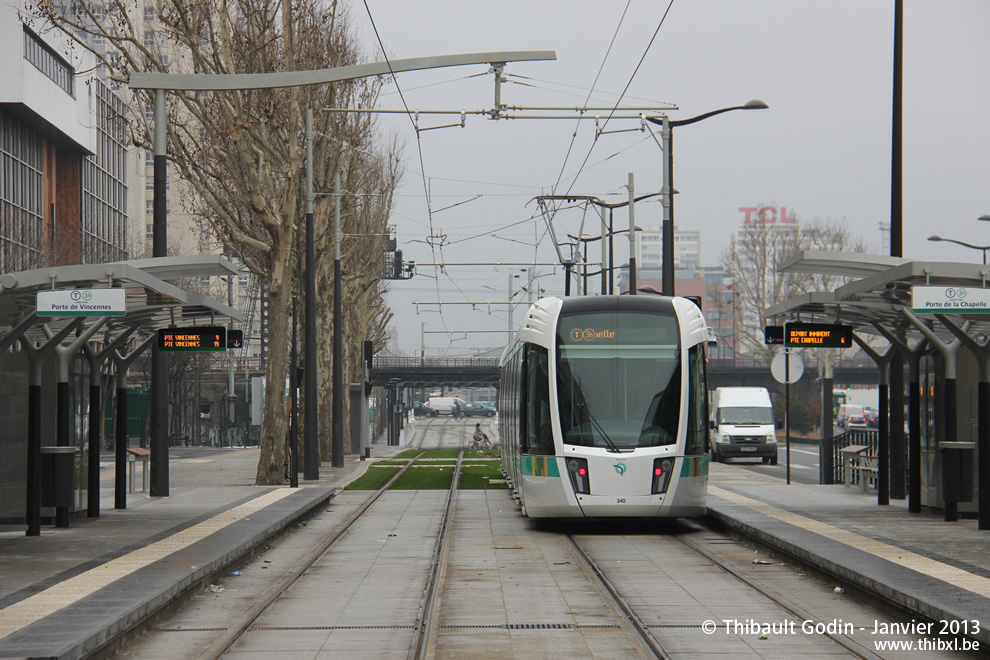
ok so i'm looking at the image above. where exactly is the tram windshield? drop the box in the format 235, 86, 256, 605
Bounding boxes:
556, 310, 680, 449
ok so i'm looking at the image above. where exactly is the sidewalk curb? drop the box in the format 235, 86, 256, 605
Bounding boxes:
1, 486, 338, 659
706, 498, 990, 647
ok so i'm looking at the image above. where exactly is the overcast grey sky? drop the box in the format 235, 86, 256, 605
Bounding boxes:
349, 1, 990, 356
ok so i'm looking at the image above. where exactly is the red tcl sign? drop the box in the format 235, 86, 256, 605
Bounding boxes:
739, 206, 797, 224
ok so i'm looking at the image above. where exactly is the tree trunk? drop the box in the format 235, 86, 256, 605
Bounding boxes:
255, 249, 292, 485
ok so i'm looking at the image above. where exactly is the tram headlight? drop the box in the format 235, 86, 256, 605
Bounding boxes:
651, 457, 675, 494
566, 457, 590, 495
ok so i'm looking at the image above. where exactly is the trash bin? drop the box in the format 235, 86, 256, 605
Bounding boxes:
41, 446, 75, 508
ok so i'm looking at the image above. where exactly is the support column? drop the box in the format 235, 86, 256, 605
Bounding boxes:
111, 335, 155, 510
936, 314, 990, 529
852, 333, 894, 506
874, 324, 928, 514
19, 320, 81, 536
821, 356, 834, 485
51, 319, 106, 527
903, 310, 965, 522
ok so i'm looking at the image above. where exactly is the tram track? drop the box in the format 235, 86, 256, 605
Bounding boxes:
195, 451, 430, 659
563, 522, 881, 660
672, 530, 881, 660
566, 533, 669, 659
193, 441, 467, 659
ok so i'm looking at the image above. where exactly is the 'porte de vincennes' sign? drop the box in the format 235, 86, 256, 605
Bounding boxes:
911, 286, 990, 313
36, 289, 127, 316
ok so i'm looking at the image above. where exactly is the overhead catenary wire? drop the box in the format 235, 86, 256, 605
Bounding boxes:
362, 0, 453, 339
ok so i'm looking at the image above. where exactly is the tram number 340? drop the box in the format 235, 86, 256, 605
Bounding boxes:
616, 498, 626, 504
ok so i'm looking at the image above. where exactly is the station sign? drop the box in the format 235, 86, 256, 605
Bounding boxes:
227, 329, 244, 349
911, 286, 990, 314
764, 325, 784, 345
784, 322, 852, 348
158, 327, 227, 352
37, 289, 126, 316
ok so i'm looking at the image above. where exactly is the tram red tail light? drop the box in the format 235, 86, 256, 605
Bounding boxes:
651, 458, 674, 494
566, 458, 590, 494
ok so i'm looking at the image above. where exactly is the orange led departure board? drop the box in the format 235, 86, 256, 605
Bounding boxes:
784, 323, 851, 348
158, 327, 227, 352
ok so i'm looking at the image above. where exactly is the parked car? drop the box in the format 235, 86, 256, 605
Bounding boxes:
462, 402, 495, 417
413, 402, 439, 418
480, 401, 497, 411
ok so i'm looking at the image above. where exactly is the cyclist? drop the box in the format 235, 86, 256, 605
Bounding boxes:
471, 423, 491, 449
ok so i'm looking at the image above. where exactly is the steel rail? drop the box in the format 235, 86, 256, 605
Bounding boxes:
199, 452, 428, 659
410, 450, 465, 659
566, 534, 669, 660
673, 532, 880, 660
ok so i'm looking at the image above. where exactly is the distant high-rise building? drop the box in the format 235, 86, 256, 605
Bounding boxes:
636, 226, 700, 274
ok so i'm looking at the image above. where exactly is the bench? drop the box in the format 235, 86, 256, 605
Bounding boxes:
126, 447, 151, 494
840, 444, 877, 491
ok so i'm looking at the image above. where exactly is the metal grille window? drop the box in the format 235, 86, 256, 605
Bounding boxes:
23, 27, 75, 97
81, 79, 128, 264
0, 108, 45, 272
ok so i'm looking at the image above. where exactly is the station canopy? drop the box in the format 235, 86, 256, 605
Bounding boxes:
767, 250, 990, 342
0, 255, 245, 351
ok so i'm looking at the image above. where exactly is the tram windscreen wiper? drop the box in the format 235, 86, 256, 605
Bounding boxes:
577, 400, 621, 453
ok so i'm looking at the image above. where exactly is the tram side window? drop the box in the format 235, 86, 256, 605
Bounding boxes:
685, 345, 709, 456
526, 344, 554, 455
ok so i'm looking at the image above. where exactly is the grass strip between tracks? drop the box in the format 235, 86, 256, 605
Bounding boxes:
345, 462, 506, 490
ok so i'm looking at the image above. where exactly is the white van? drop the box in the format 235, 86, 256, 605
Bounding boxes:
425, 396, 467, 415
709, 387, 777, 464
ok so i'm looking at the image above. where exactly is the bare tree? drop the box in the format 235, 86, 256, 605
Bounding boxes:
31, 0, 399, 483
721, 209, 864, 363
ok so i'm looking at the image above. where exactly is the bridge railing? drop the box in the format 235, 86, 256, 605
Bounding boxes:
372, 357, 501, 369
708, 356, 878, 372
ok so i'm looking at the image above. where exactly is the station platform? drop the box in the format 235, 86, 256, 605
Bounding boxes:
0, 446, 389, 659
706, 461, 990, 646
0, 449, 987, 658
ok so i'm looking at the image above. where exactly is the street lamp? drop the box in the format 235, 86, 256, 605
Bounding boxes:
647, 99, 769, 296
927, 234, 990, 265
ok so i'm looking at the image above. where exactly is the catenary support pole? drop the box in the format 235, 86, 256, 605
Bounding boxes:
290, 297, 299, 488
627, 173, 636, 295
304, 108, 318, 479
151, 88, 169, 497
332, 171, 344, 467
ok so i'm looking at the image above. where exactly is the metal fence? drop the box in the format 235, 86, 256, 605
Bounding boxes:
828, 429, 879, 487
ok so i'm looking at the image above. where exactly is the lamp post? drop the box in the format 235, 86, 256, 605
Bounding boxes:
927, 235, 990, 265
647, 100, 768, 296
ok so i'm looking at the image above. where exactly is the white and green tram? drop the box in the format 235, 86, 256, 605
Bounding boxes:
498, 295, 710, 518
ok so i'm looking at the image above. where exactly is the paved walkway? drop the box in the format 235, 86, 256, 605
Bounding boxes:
707, 461, 990, 645
0, 449, 987, 657
0, 446, 391, 658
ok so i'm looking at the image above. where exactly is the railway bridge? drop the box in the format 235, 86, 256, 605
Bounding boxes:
369, 356, 881, 389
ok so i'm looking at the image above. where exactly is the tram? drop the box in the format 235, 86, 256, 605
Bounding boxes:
498, 295, 710, 518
